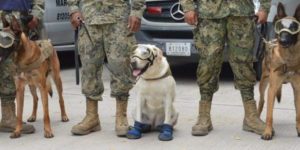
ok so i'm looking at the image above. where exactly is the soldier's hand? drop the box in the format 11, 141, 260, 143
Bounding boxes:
70, 12, 83, 29
128, 16, 141, 33
184, 11, 198, 25
256, 10, 268, 24
27, 17, 39, 29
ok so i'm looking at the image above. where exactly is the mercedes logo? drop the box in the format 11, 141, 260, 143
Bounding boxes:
170, 2, 184, 21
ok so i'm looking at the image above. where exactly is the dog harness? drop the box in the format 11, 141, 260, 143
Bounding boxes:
270, 41, 300, 75
17, 40, 53, 72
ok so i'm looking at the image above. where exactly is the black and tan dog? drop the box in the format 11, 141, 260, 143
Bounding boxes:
258, 3, 300, 140
1, 15, 69, 138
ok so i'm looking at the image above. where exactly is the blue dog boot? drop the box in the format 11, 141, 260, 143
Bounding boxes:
158, 124, 173, 141
126, 121, 151, 139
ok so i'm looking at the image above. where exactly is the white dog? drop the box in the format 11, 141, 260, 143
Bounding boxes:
127, 44, 178, 141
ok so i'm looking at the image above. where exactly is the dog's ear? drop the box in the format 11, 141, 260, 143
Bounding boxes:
1, 13, 10, 28
132, 44, 138, 51
10, 15, 22, 35
294, 4, 300, 21
276, 2, 287, 19
273, 2, 287, 24
153, 47, 163, 61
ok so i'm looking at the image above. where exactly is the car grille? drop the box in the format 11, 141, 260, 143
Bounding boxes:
144, 30, 193, 39
143, 0, 184, 23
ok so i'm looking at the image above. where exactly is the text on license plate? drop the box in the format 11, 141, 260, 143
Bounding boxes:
166, 42, 191, 56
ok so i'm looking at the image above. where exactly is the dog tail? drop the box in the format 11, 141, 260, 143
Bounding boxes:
276, 85, 282, 103
46, 75, 53, 97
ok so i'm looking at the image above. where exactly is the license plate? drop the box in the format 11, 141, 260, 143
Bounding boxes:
166, 42, 191, 56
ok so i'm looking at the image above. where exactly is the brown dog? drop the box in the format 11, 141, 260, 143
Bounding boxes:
1, 15, 69, 138
258, 3, 300, 140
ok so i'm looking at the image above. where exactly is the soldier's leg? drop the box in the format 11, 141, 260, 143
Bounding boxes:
103, 22, 136, 136
227, 16, 265, 135
192, 18, 226, 136
71, 25, 104, 135
0, 58, 35, 134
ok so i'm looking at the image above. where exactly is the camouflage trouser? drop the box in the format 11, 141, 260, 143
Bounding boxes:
194, 16, 256, 101
78, 20, 136, 101
0, 56, 16, 102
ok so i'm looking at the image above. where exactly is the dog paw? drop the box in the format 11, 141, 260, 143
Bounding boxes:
44, 131, 54, 138
261, 131, 274, 140
10, 132, 21, 139
27, 116, 36, 122
61, 116, 69, 122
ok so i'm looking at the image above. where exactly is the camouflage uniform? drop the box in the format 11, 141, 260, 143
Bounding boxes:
181, 0, 270, 101
0, 0, 44, 133
68, 0, 144, 101
181, 0, 271, 136
68, 0, 145, 136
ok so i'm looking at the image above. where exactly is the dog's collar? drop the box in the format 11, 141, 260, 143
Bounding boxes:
141, 67, 172, 81
274, 63, 300, 75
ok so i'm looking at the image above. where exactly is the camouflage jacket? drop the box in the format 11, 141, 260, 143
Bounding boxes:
181, 0, 271, 19
31, 0, 45, 21
68, 0, 145, 25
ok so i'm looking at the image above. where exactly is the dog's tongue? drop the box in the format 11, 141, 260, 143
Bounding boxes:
133, 69, 141, 77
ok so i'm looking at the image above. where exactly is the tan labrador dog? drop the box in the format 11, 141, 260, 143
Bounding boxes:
127, 44, 178, 141
258, 3, 300, 140
1, 15, 69, 138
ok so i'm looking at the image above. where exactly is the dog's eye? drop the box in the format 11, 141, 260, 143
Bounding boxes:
142, 51, 149, 56
290, 23, 299, 31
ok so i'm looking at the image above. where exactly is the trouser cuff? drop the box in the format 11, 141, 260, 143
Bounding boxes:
86, 95, 103, 101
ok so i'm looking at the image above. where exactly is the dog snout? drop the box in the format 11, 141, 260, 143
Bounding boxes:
279, 32, 297, 48
130, 60, 137, 69
279, 37, 290, 48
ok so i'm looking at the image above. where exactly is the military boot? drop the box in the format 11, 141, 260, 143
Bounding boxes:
71, 99, 101, 135
115, 99, 129, 136
242, 100, 266, 135
0, 101, 35, 134
192, 101, 213, 136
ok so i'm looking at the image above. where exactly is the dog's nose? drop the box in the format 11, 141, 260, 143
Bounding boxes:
279, 37, 291, 48
279, 32, 295, 48
279, 38, 289, 47
130, 61, 137, 69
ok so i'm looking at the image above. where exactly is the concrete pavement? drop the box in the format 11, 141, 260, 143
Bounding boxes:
0, 67, 299, 150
